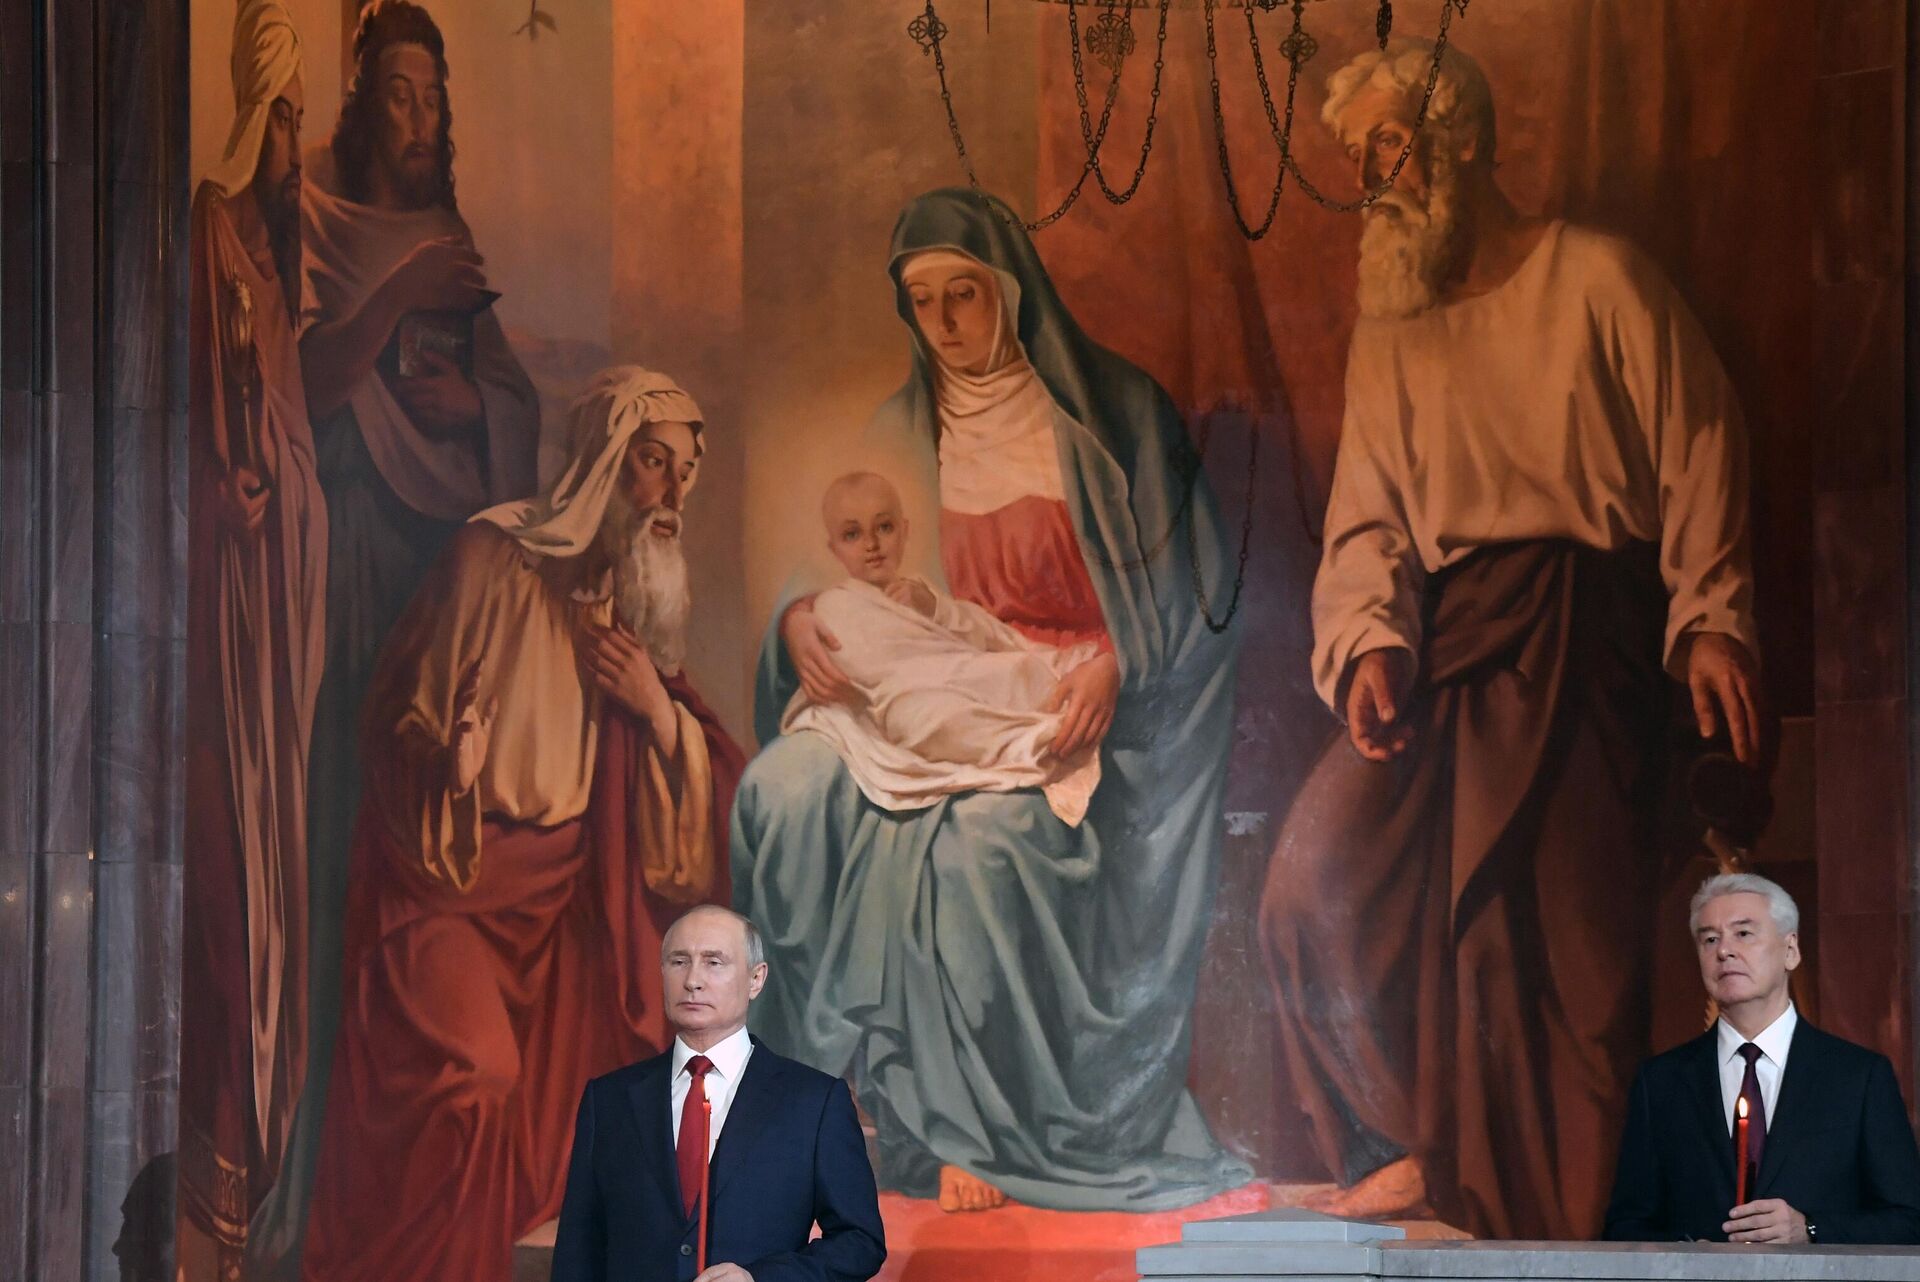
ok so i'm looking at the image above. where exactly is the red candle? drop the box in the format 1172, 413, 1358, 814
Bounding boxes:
698, 1095, 714, 1272
1734, 1096, 1750, 1208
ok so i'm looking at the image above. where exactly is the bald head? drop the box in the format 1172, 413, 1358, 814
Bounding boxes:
821, 471, 901, 527
661, 904, 763, 969
822, 471, 909, 588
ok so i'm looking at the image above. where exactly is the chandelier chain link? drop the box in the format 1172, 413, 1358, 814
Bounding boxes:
903, 0, 1469, 619
1281, 0, 1459, 213
1201, 0, 1297, 240
1062, 0, 1172, 212
1188, 415, 1259, 634
913, 0, 1467, 234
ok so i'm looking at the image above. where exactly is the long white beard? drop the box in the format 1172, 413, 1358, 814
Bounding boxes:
1355, 150, 1462, 320
601, 497, 692, 677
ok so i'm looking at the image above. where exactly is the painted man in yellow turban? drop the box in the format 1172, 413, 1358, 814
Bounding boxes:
181, 0, 327, 1276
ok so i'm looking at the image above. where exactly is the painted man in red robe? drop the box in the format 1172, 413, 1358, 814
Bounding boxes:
300, 368, 745, 1281
181, 2, 325, 1275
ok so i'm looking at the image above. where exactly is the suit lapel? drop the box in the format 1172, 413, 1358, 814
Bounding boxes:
1756, 1021, 1819, 1195
1683, 1031, 1737, 1195
709, 1044, 786, 1202
624, 1056, 690, 1222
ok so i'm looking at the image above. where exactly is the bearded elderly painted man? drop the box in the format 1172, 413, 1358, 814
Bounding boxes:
299, 368, 746, 1282
1259, 41, 1760, 1239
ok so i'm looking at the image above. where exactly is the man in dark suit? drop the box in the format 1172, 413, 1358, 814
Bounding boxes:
552, 905, 887, 1281
1605, 873, 1920, 1243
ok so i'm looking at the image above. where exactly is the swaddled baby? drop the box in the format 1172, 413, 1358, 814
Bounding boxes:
782, 471, 1102, 824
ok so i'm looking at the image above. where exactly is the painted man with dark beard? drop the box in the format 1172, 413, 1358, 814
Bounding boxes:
265, 4, 543, 1266
1260, 40, 1760, 1240
181, 3, 327, 1277
299, 368, 745, 1282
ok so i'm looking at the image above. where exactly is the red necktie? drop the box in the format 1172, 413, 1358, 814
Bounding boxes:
676, 1055, 714, 1216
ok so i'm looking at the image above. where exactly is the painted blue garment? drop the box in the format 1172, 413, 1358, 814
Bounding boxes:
732, 188, 1251, 1210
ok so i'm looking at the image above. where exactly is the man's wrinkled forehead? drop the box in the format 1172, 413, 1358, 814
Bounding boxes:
633, 418, 703, 460
1331, 79, 1418, 148
664, 907, 746, 957
377, 41, 440, 90
1695, 892, 1777, 936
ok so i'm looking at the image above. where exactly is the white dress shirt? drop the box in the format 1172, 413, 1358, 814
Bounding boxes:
671, 1025, 754, 1158
1717, 1002, 1796, 1134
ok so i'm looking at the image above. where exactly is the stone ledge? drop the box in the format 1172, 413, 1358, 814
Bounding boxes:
1378, 1239, 1920, 1280
1138, 1211, 1920, 1282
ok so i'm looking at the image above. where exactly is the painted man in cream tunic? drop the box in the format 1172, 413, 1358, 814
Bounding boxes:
299, 368, 745, 1282
1261, 40, 1761, 1242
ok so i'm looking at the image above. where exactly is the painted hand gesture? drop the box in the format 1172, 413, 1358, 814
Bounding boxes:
583, 621, 679, 755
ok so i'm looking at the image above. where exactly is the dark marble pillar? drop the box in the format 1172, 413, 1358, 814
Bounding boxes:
0, 2, 38, 1274
0, 0, 187, 1276
0, 0, 105, 1273
1810, 0, 1915, 1101
88, 0, 188, 1276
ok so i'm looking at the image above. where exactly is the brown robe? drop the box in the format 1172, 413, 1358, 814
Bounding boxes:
1261, 539, 1669, 1239
181, 182, 328, 1246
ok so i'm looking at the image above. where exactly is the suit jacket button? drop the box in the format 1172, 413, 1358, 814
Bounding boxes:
680, 1244, 693, 1256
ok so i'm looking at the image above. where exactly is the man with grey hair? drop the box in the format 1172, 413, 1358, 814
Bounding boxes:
1605, 873, 1920, 1243
553, 904, 887, 1281
1261, 39, 1760, 1238
299, 367, 748, 1282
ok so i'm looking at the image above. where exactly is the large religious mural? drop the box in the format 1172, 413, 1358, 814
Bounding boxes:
178, 0, 1822, 1278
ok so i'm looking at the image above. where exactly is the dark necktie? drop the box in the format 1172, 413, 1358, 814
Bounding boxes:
676, 1054, 715, 1216
1736, 1042, 1768, 1177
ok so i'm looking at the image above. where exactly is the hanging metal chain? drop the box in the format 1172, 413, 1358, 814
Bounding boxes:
1061, 0, 1173, 210
916, 2, 987, 195
913, 0, 1467, 233
1188, 414, 1258, 633
1027, 0, 1140, 232
914, 0, 1094, 229
914, 0, 1171, 232
1282, 0, 1462, 212
1201, 0, 1305, 240
1204, 0, 1459, 232
904, 0, 1470, 619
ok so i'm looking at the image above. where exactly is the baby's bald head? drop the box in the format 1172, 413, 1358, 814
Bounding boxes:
822, 471, 909, 588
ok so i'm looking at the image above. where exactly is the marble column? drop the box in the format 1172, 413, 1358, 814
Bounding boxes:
0, 0, 187, 1277
0, 0, 103, 1273
88, 0, 188, 1278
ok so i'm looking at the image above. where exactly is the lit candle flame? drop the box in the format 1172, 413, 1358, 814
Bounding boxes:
1737, 1096, 1749, 1119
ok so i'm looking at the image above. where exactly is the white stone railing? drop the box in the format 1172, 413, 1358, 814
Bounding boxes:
1137, 1210, 1920, 1281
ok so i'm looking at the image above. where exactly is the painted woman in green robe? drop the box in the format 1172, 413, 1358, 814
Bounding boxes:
733, 188, 1250, 1212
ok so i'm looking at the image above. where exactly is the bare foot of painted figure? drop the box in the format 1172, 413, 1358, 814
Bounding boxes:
1303, 1156, 1429, 1221
938, 1164, 1010, 1212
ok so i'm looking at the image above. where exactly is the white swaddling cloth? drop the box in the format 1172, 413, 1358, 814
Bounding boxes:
782, 579, 1102, 824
